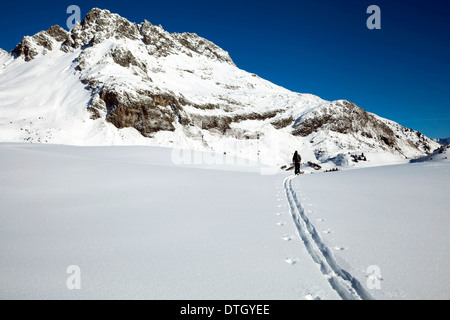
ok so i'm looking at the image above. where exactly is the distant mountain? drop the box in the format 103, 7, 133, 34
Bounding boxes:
435, 138, 450, 145
0, 8, 440, 167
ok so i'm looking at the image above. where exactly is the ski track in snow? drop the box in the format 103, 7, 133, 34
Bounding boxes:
283, 176, 374, 300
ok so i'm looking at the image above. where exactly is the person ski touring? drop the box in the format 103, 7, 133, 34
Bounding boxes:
293, 151, 302, 175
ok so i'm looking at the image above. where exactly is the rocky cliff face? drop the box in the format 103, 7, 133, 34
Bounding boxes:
3, 8, 440, 166
292, 100, 434, 154
12, 25, 69, 61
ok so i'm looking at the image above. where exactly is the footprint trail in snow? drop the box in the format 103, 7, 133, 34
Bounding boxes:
283, 176, 374, 300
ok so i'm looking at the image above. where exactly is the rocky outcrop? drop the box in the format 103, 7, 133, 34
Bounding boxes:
62, 8, 141, 50
173, 32, 235, 65
88, 83, 287, 136
292, 100, 436, 156
47, 25, 70, 42
12, 26, 69, 61
292, 101, 390, 137
139, 19, 235, 65
102, 90, 180, 136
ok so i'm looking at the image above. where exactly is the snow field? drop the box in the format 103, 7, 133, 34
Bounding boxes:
0, 144, 337, 299
0, 143, 448, 299
290, 160, 450, 299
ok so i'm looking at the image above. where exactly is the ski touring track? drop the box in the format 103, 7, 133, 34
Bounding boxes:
283, 176, 374, 300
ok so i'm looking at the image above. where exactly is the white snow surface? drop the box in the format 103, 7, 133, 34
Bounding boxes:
0, 143, 448, 300
291, 160, 450, 300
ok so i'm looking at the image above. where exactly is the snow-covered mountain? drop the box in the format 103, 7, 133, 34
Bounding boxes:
0, 8, 440, 167
435, 137, 450, 145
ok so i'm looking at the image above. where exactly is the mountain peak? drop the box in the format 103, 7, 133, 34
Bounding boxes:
81, 8, 132, 29
66, 8, 141, 49
12, 25, 69, 61
84, 7, 114, 20
11, 8, 234, 66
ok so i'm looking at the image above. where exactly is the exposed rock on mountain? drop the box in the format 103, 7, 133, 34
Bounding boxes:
12, 25, 69, 61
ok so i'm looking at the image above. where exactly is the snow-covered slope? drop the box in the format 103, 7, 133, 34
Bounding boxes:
411, 144, 449, 163
0, 8, 440, 167
0, 143, 448, 299
290, 160, 450, 300
0, 143, 339, 300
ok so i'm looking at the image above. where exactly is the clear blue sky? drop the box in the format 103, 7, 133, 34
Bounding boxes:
1, 0, 449, 138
